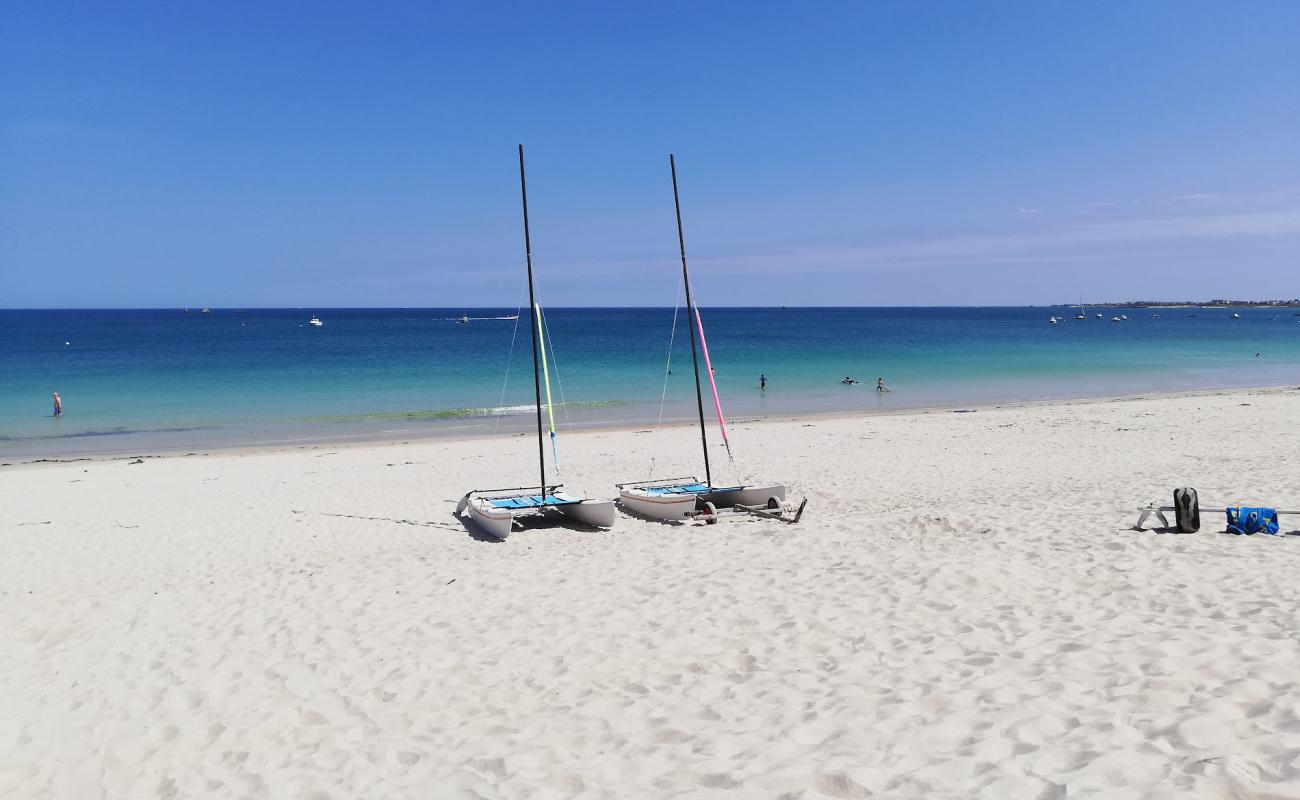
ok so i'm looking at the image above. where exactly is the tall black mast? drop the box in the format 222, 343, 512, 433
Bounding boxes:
518, 145, 548, 500
670, 154, 712, 487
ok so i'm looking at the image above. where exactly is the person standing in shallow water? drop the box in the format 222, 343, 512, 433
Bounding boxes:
759, 373, 767, 390
52, 392, 63, 416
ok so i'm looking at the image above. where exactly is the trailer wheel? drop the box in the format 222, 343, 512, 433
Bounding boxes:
766, 496, 782, 511
701, 501, 719, 525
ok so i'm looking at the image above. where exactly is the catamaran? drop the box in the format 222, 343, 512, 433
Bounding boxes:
616, 155, 787, 522
455, 146, 617, 539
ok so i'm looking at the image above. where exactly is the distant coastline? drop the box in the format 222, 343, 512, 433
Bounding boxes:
1059, 299, 1300, 309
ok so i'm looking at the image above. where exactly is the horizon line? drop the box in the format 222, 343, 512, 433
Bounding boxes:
5, 300, 1299, 312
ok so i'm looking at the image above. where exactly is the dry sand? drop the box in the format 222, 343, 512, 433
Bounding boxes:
2, 388, 1299, 799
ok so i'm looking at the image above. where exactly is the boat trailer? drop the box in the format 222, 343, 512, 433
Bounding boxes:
686, 496, 809, 525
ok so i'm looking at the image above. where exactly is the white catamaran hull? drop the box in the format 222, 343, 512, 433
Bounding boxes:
463, 498, 515, 540
558, 499, 617, 528
704, 483, 787, 509
618, 489, 700, 520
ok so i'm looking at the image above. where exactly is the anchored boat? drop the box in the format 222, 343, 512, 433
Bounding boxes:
616, 155, 786, 522
455, 146, 616, 539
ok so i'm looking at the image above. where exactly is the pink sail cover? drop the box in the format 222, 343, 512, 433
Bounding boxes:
693, 307, 731, 456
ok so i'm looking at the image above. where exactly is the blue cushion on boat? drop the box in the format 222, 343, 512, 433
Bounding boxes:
489, 495, 580, 509
641, 483, 711, 495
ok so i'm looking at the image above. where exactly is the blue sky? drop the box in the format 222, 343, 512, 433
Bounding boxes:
3, 2, 1298, 307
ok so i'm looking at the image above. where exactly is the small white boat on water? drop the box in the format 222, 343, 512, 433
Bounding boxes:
1111, 316, 1123, 322
457, 314, 470, 324
308, 316, 323, 327
1049, 316, 1058, 324
456, 146, 616, 540
1232, 313, 1241, 318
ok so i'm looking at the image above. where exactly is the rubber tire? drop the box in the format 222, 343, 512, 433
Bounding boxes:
702, 501, 718, 525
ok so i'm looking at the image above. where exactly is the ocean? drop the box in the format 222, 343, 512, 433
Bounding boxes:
2, 307, 1298, 458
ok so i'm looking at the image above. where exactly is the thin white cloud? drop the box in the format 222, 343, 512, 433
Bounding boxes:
681, 206, 1300, 277
1018, 207, 1041, 216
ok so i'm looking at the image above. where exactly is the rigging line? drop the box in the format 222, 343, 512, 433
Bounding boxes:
493, 280, 529, 435
534, 302, 559, 469
648, 282, 683, 479
537, 304, 574, 429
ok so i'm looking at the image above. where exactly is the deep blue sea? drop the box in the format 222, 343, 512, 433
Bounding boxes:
3, 307, 1299, 457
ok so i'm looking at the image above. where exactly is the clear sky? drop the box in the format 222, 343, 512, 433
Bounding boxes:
3, 1, 1298, 308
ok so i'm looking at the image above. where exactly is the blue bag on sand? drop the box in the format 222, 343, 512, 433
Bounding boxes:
1225, 507, 1280, 535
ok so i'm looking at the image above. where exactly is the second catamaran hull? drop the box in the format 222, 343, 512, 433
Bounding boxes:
703, 484, 787, 509
558, 499, 617, 528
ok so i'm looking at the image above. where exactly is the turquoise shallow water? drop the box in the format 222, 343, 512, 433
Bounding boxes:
2, 307, 1298, 457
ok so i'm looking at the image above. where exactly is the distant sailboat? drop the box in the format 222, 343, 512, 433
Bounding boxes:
455, 146, 616, 540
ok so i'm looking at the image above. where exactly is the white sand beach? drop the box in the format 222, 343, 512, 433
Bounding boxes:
2, 388, 1299, 799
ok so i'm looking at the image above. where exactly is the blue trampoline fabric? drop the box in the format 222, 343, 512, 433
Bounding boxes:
489, 495, 580, 509
640, 483, 711, 495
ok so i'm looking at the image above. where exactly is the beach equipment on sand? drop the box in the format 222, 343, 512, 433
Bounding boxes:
455, 146, 616, 540
1134, 487, 1293, 534
1226, 507, 1280, 535
685, 495, 810, 525
614, 155, 794, 522
1174, 487, 1199, 532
